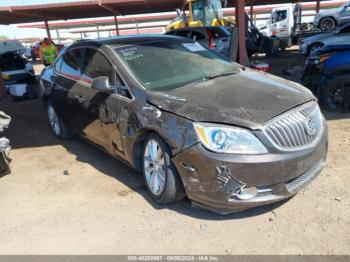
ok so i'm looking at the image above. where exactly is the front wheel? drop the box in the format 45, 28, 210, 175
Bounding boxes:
46, 102, 72, 139
321, 76, 350, 112
307, 43, 324, 56
142, 133, 185, 204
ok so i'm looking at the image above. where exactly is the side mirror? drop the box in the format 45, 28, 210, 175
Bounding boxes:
91, 76, 115, 92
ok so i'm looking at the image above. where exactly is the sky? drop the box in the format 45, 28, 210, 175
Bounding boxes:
0, 0, 85, 40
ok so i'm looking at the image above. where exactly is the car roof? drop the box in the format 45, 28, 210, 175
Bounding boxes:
70, 34, 192, 49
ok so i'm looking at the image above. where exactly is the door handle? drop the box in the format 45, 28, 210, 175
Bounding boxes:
74, 95, 85, 104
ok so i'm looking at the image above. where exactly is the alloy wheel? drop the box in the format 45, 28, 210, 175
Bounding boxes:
320, 18, 335, 31
47, 104, 61, 136
326, 80, 349, 112
143, 139, 166, 196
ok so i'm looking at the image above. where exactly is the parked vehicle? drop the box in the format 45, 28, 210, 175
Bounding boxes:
314, 1, 350, 31
0, 111, 11, 177
165, 26, 231, 57
166, 0, 234, 32
0, 40, 35, 84
40, 35, 327, 214
300, 23, 350, 56
264, 4, 326, 52
302, 44, 350, 112
166, 23, 267, 58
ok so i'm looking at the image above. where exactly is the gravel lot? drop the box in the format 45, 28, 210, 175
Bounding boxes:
0, 54, 349, 255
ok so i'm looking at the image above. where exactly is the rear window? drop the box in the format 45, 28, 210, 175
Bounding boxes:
209, 27, 230, 38
114, 40, 239, 92
60, 49, 81, 80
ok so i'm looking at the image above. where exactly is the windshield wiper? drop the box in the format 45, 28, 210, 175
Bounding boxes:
203, 71, 237, 81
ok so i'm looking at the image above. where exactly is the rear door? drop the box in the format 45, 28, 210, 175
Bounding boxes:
52, 48, 83, 132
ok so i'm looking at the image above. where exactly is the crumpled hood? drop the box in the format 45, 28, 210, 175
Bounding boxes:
147, 69, 314, 129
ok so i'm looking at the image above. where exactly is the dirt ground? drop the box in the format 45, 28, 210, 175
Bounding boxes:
0, 52, 349, 255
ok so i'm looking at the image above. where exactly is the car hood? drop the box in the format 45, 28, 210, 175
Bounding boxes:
147, 69, 314, 129
0, 41, 25, 55
303, 32, 334, 44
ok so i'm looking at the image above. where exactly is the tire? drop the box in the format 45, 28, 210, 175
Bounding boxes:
31, 52, 36, 62
321, 75, 350, 112
142, 133, 185, 204
307, 43, 324, 56
319, 17, 336, 32
46, 102, 72, 139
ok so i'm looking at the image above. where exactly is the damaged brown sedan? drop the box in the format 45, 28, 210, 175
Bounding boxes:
40, 35, 328, 214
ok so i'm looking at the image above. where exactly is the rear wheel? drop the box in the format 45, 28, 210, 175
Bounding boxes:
142, 133, 185, 204
46, 102, 72, 139
321, 76, 350, 112
319, 17, 336, 31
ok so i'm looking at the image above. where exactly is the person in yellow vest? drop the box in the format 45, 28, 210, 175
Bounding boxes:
39, 38, 57, 66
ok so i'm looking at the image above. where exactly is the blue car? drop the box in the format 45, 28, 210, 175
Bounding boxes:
301, 44, 350, 112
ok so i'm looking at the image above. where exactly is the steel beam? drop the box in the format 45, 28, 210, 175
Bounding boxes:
114, 14, 120, 36
235, 0, 246, 65
44, 16, 52, 40
316, 0, 321, 13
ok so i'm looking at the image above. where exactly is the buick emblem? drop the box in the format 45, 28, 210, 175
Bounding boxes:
303, 117, 317, 136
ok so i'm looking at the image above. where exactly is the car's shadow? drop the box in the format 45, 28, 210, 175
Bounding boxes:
61, 136, 291, 220
2, 99, 287, 220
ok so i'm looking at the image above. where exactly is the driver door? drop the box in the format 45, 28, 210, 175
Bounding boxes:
74, 47, 124, 156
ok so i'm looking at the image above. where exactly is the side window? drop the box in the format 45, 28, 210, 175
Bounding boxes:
271, 10, 287, 24
60, 49, 81, 80
82, 48, 112, 83
116, 73, 132, 99
191, 31, 206, 41
176, 30, 192, 39
54, 57, 63, 73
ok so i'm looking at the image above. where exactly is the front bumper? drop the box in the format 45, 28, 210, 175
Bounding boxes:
172, 127, 328, 214
299, 43, 308, 55
300, 62, 324, 96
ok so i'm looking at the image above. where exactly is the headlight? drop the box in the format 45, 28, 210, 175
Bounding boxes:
194, 123, 267, 154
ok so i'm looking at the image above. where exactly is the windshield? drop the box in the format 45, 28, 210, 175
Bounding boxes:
271, 10, 287, 24
192, 0, 223, 26
115, 40, 240, 92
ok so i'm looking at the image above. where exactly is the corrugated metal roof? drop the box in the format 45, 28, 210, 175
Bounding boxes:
0, 0, 343, 25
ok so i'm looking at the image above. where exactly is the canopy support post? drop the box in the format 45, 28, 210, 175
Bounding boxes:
44, 16, 52, 41
96, 25, 100, 39
316, 0, 321, 13
114, 14, 119, 36
235, 0, 246, 65
55, 29, 61, 44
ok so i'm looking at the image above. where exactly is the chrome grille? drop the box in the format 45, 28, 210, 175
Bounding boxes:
263, 102, 323, 151
285, 159, 324, 193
